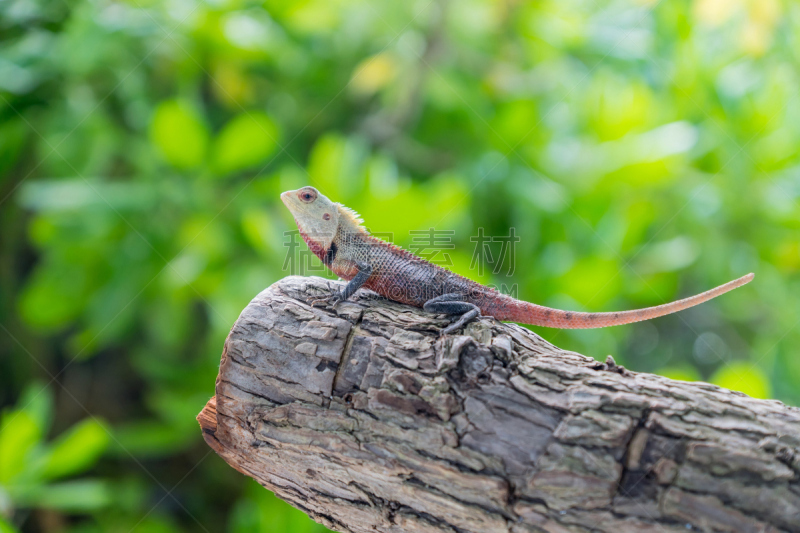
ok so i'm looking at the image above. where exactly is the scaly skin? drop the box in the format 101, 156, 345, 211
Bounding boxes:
281, 186, 754, 330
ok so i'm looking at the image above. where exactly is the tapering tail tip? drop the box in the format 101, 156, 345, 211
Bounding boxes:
504, 272, 756, 329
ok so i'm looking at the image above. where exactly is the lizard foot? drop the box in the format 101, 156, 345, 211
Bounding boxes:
439, 308, 481, 336
424, 297, 481, 337
440, 323, 460, 336
308, 291, 344, 308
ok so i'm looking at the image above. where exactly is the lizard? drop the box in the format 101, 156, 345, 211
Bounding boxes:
281, 186, 754, 335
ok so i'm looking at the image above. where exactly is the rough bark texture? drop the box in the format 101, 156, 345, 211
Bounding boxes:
197, 276, 800, 533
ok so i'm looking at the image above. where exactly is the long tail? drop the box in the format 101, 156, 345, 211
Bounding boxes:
495, 273, 754, 329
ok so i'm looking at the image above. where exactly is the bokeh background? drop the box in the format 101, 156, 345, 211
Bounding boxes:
2, 0, 799, 531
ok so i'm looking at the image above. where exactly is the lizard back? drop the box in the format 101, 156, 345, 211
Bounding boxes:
327, 229, 501, 308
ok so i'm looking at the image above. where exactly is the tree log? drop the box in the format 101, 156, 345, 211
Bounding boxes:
197, 276, 800, 533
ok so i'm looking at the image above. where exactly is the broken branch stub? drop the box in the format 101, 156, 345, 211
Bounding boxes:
197, 276, 800, 533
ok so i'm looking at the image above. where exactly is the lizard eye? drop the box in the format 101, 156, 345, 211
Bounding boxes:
298, 188, 317, 203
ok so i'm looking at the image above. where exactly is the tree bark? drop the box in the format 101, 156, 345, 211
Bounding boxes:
197, 276, 800, 533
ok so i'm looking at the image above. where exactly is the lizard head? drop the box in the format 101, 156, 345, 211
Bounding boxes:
281, 186, 340, 252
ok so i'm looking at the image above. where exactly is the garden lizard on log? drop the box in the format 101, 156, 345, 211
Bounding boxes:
281, 186, 753, 334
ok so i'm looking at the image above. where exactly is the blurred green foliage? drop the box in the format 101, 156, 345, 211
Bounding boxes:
1, 0, 798, 530
1, 385, 111, 519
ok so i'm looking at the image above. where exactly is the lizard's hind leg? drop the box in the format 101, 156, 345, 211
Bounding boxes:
423, 293, 481, 335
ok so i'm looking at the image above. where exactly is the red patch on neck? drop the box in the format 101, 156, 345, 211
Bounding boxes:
298, 224, 327, 261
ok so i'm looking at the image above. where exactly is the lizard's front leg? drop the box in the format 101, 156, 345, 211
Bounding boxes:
423, 293, 481, 335
310, 261, 373, 307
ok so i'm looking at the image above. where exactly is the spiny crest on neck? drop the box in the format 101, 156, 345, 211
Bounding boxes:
337, 203, 369, 234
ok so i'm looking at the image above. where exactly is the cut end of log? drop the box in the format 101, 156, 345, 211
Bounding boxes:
197, 396, 226, 457
197, 276, 800, 533
197, 396, 217, 436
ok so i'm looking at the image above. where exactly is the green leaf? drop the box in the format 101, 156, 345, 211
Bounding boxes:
40, 419, 110, 480
17, 383, 53, 436
307, 134, 366, 199
0, 515, 20, 533
0, 411, 41, 484
241, 208, 276, 254
634, 237, 700, 274
110, 421, 194, 458
23, 480, 111, 512
0, 118, 27, 179
212, 112, 280, 175
558, 256, 621, 308
711, 362, 771, 399
18, 264, 88, 332
149, 100, 209, 169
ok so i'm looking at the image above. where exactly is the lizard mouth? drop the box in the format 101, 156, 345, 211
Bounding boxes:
280, 190, 300, 215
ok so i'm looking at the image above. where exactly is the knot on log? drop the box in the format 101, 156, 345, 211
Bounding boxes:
197, 276, 800, 533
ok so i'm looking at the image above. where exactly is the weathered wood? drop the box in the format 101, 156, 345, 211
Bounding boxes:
197, 276, 800, 533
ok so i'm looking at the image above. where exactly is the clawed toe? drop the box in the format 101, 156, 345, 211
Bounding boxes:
440, 324, 458, 336
307, 292, 343, 308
